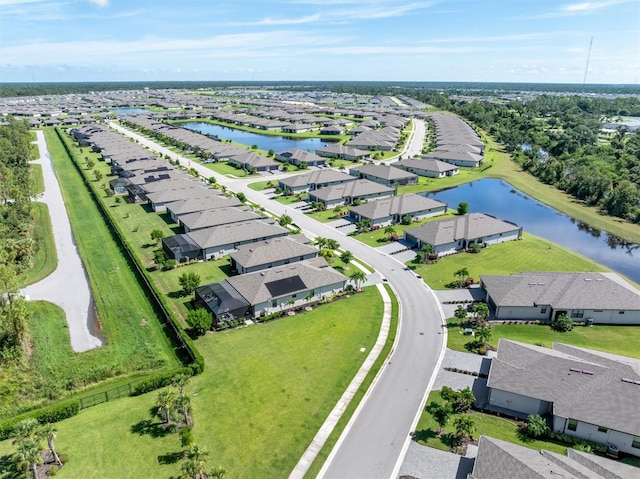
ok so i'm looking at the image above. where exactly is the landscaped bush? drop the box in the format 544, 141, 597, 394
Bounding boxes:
131, 367, 193, 396
524, 414, 550, 438
551, 314, 574, 332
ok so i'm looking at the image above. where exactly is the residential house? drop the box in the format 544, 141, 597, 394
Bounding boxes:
486, 340, 640, 457
308, 179, 395, 208
470, 435, 639, 479
275, 148, 327, 167
316, 144, 371, 162
166, 194, 243, 222
194, 257, 348, 326
162, 219, 289, 261
480, 272, 640, 324
348, 194, 447, 227
277, 169, 355, 194
394, 158, 460, 178
145, 185, 214, 212
403, 213, 522, 256
178, 206, 262, 233
349, 164, 418, 187
229, 236, 319, 274
227, 151, 279, 172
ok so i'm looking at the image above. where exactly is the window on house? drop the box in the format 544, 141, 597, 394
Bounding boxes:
597, 426, 608, 433
619, 311, 625, 314
540, 307, 547, 314
567, 419, 578, 432
272, 300, 277, 307
571, 310, 584, 319
632, 437, 640, 449
292, 294, 297, 299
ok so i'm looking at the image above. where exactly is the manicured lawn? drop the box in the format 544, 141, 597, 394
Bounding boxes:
304, 208, 344, 223
352, 212, 455, 247
446, 317, 640, 359
30, 162, 45, 195
0, 287, 384, 479
18, 202, 57, 287
414, 391, 567, 454
396, 166, 487, 195
202, 161, 258, 178
411, 232, 609, 290
276, 192, 308, 204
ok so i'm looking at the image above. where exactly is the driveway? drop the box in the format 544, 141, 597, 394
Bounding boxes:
24, 130, 104, 352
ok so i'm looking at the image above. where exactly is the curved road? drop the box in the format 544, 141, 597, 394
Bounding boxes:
111, 121, 445, 479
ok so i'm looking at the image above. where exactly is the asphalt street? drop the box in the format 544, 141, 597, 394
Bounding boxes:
110, 120, 446, 479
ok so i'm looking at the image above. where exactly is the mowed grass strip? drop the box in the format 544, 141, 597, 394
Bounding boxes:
447, 317, 640, 359
43, 130, 179, 371
18, 202, 57, 287
30, 162, 45, 195
0, 287, 383, 479
412, 232, 609, 290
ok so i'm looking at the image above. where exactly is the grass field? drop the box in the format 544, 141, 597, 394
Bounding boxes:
18, 202, 57, 287
0, 286, 384, 479
30, 163, 45, 195
413, 391, 567, 454
203, 161, 258, 178
0, 130, 182, 417
447, 317, 640, 359
410, 232, 609, 290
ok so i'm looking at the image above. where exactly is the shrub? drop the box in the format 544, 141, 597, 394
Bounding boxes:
186, 309, 213, 337
551, 314, 574, 332
48, 467, 59, 476
162, 259, 177, 271
524, 414, 550, 439
180, 426, 195, 448
0, 400, 81, 441
132, 368, 193, 396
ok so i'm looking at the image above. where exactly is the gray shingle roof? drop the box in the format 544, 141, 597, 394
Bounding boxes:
481, 272, 640, 311
347, 193, 446, 220
229, 236, 319, 269
309, 179, 394, 202
404, 213, 521, 246
471, 436, 636, 479
349, 164, 418, 181
178, 206, 262, 230
278, 169, 355, 188
395, 158, 460, 173
226, 257, 347, 305
187, 219, 288, 249
488, 340, 640, 436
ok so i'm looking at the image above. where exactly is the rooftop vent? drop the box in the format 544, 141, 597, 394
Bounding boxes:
584, 278, 592, 281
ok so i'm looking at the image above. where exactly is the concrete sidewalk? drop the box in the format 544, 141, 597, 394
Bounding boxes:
23, 130, 104, 352
289, 264, 393, 478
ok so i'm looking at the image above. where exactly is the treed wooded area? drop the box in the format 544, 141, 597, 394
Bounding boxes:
0, 118, 34, 362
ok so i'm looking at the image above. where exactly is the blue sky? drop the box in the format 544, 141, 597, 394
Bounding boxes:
1, 0, 638, 84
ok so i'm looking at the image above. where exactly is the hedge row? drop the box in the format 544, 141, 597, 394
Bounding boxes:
547, 431, 607, 455
55, 128, 205, 377
0, 400, 80, 441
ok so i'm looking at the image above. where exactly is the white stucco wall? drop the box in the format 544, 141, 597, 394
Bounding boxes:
553, 417, 640, 456
494, 305, 551, 321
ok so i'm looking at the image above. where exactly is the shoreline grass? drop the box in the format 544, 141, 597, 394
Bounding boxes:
18, 202, 57, 287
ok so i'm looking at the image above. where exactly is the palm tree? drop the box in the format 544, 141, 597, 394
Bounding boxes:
350, 271, 366, 291
156, 389, 176, 425
384, 225, 396, 240
340, 250, 353, 266
454, 415, 476, 441
325, 238, 340, 251
453, 267, 469, 287
13, 438, 41, 479
12, 419, 39, 445
182, 444, 209, 479
175, 395, 193, 427
40, 423, 62, 466
172, 373, 190, 398
313, 237, 328, 249
426, 402, 452, 436
475, 325, 492, 346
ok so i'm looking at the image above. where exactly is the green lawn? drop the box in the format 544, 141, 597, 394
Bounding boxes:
0, 287, 384, 479
0, 129, 182, 418
414, 391, 567, 454
411, 232, 610, 290
202, 161, 258, 178
17, 202, 57, 287
352, 212, 455, 247
30, 163, 45, 195
447, 317, 640, 359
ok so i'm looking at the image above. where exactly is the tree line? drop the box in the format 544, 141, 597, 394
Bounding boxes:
0, 117, 35, 362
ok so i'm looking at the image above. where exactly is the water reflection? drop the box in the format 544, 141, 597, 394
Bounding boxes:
425, 179, 640, 283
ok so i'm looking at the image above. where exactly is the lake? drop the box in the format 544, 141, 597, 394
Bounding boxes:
182, 122, 332, 153
425, 179, 640, 283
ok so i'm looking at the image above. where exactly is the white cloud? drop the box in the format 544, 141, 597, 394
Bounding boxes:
562, 0, 631, 12
88, 0, 109, 7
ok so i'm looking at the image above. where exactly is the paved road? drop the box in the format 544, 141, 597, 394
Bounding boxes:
24, 130, 104, 352
111, 122, 446, 479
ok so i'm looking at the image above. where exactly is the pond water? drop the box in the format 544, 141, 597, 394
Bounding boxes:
182, 122, 333, 153
113, 108, 152, 115
424, 179, 640, 283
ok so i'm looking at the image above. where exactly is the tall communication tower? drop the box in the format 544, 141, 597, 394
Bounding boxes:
583, 37, 593, 86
